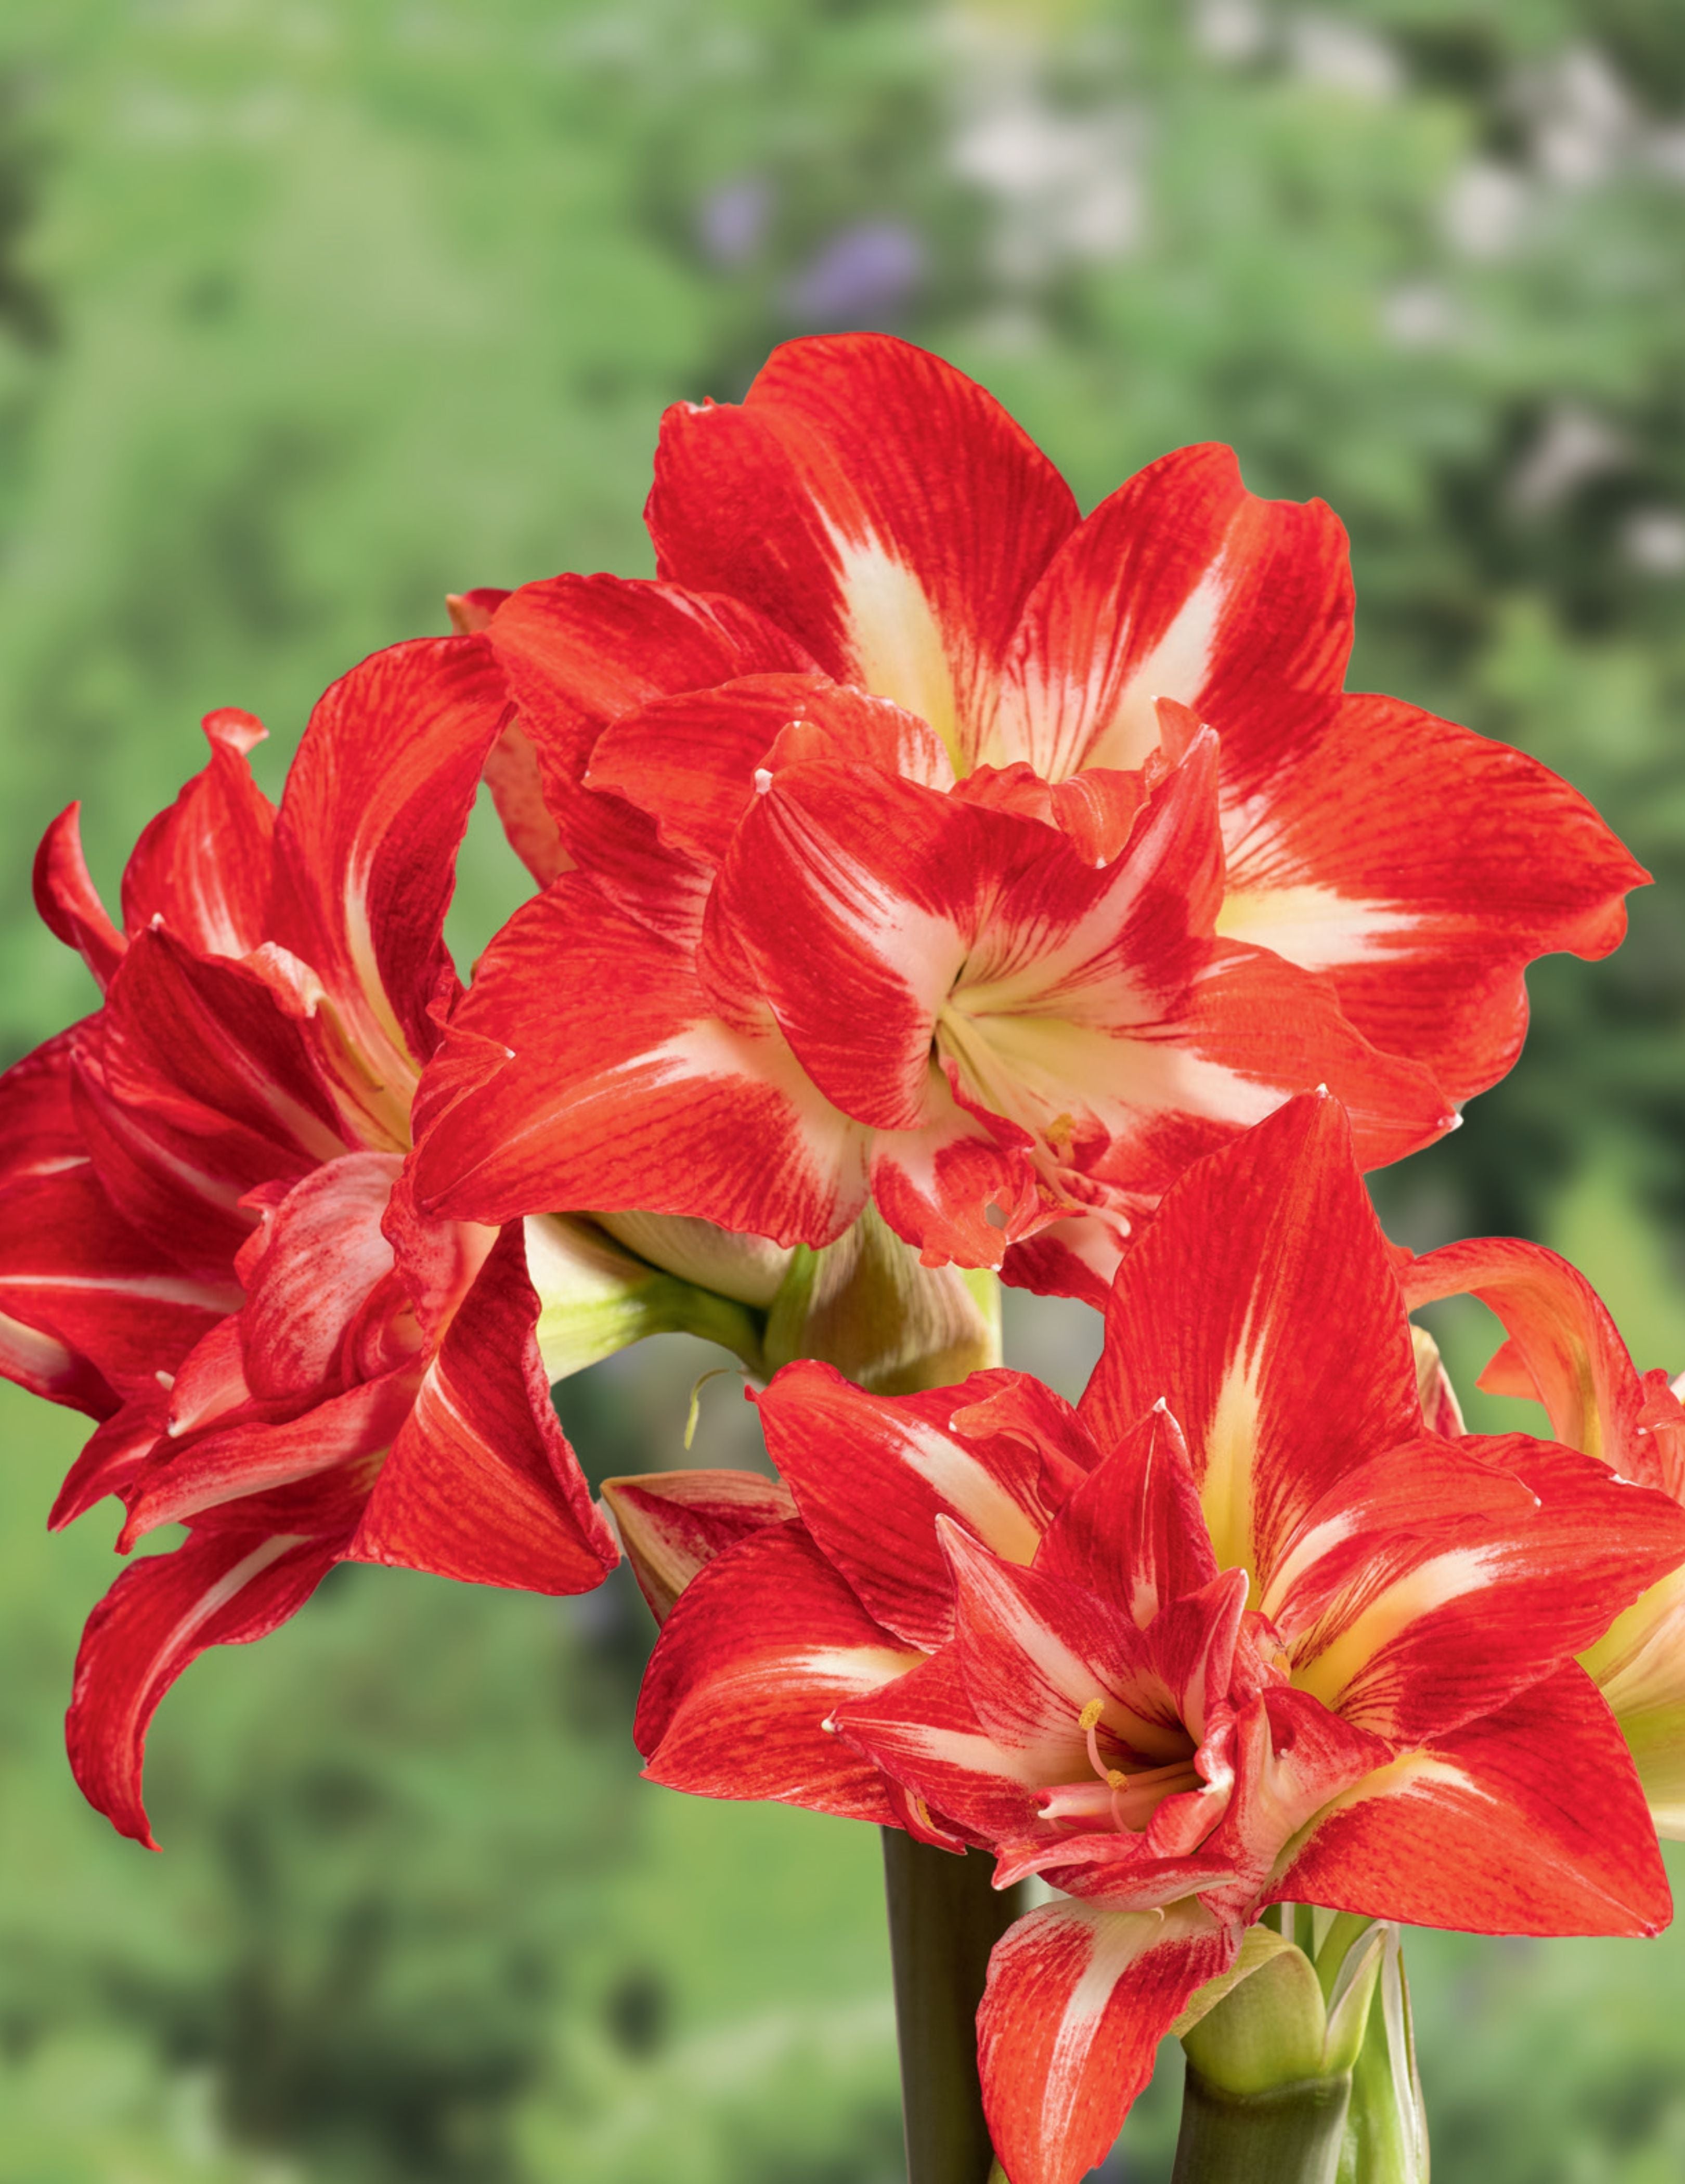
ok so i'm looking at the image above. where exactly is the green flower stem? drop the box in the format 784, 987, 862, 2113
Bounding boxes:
1171, 2063, 1352, 2184
882, 1829, 1027, 2184
876, 1266, 1013, 2184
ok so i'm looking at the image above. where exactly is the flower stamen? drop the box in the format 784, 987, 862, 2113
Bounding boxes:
1078, 1696, 1109, 1785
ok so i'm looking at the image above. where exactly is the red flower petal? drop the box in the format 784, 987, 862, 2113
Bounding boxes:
33, 805, 125, 991
1275, 1434, 1685, 1745
0, 1155, 237, 1408
991, 441, 1352, 779
978, 1899, 1237, 2184
941, 1525, 1179, 1769
74, 928, 345, 1272
117, 1371, 410, 1543
483, 718, 568, 887
349, 1223, 617, 1595
1279, 1662, 1671, 1936
1080, 1094, 1425, 1582
756, 1360, 1067, 1651
49, 1395, 168, 1529
120, 709, 275, 957
600, 1467, 798, 1623
636, 1522, 919, 1823
700, 762, 976, 1132
66, 1524, 344, 1847
268, 634, 511, 1084
1035, 1405, 1219, 1629
648, 333, 1077, 772
411, 877, 871, 1245
1217, 694, 1649, 1103
235, 1152, 405, 1401
586, 672, 951, 867
486, 570, 816, 801
1400, 1234, 1656, 1479
834, 1644, 1054, 1847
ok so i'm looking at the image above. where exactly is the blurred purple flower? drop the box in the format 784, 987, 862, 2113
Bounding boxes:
783, 220, 925, 328
697, 177, 771, 266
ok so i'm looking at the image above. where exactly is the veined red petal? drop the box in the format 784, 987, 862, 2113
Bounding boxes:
600, 1467, 798, 1623
34, 805, 126, 991
701, 763, 974, 1132
0, 1023, 91, 1180
116, 1371, 410, 1543
49, 1394, 169, 1528
586, 672, 952, 867
483, 719, 568, 886
1399, 1236, 1653, 1479
236, 1151, 406, 1401
73, 928, 346, 1272
990, 441, 1352, 781
268, 634, 511, 1087
1217, 694, 1649, 1103
66, 1524, 344, 1846
119, 709, 275, 957
934, 734, 1448, 1201
476, 639, 571, 878
1002, 1211, 1132, 1309
756, 1360, 1067, 1652
953, 761, 1149, 867
349, 1224, 618, 1595
486, 570, 817, 804
1191, 1687, 1392, 1919
834, 1644, 1060, 1847
1279, 1663, 1671, 1937
942, 1525, 1179, 1768
1035, 1406, 1218, 1630
944, 1372, 1099, 1476
636, 1523, 919, 1822
411, 877, 871, 1246
869, 1081, 1046, 1272
0, 1031, 141, 1411
648, 333, 1077, 773
535, 771, 713, 950
1080, 1094, 1425, 1584
1077, 938, 1454, 1193
979, 1899, 1237, 2184
0, 1161, 237, 1405
1275, 1434, 1685, 1744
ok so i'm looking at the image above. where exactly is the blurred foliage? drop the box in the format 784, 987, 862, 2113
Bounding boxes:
2, 0, 1685, 2179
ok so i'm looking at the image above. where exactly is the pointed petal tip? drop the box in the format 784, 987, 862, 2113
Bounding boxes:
200, 706, 267, 757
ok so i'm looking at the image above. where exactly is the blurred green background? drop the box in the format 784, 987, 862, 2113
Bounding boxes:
3, 1, 1685, 2177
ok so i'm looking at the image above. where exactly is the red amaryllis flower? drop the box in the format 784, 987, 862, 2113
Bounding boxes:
410, 334, 1642, 1299
616, 1097, 1685, 2184
1401, 1236, 1685, 1836
0, 639, 623, 1845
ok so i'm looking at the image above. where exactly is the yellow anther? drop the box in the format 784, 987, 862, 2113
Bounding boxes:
1078, 1698, 1105, 1733
1106, 1769, 1127, 1790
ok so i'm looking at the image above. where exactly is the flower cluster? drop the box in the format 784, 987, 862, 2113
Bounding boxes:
616, 1097, 1685, 2183
0, 332, 1678, 2179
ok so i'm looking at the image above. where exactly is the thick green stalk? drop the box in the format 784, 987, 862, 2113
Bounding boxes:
1171, 2064, 1352, 2184
876, 1265, 1012, 2184
882, 1829, 1027, 2184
